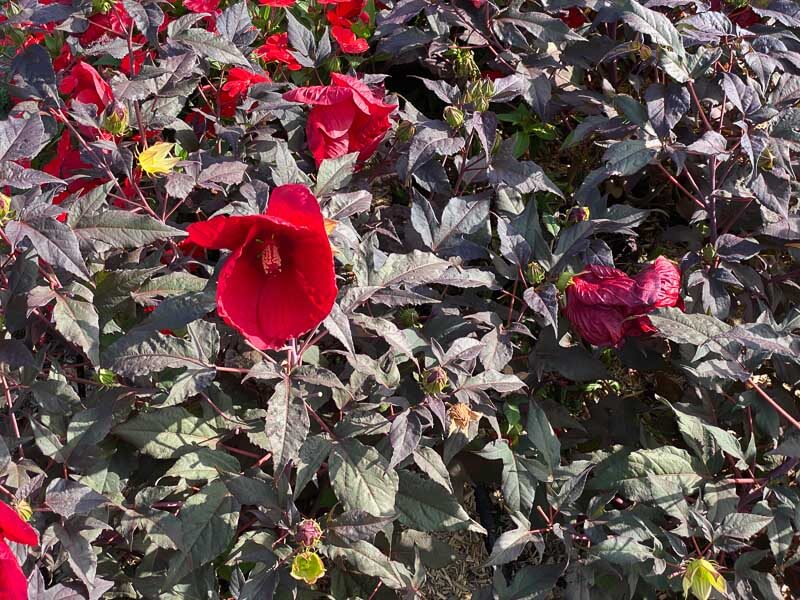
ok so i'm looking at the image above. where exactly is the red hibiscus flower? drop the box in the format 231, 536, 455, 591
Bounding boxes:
283, 73, 395, 166
42, 131, 107, 205
331, 24, 369, 54
258, 0, 295, 5
59, 61, 113, 111
709, 0, 759, 27
186, 184, 337, 349
218, 67, 271, 117
559, 7, 587, 28
0, 501, 39, 600
564, 257, 682, 347
184, 0, 219, 11
320, 0, 368, 22
255, 33, 302, 71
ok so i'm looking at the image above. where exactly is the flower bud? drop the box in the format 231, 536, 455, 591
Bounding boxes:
682, 558, 726, 600
422, 366, 448, 395
96, 369, 117, 386
103, 103, 129, 136
444, 106, 465, 129
0, 193, 12, 224
291, 551, 326, 585
295, 518, 323, 548
13, 500, 32, 522
92, 0, 114, 13
701, 243, 716, 263
556, 270, 574, 293
526, 261, 546, 285
568, 206, 591, 223
398, 308, 421, 329
450, 48, 480, 80
466, 81, 490, 112
395, 120, 416, 142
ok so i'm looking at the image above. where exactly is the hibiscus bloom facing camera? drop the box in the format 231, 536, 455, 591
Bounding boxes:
0, 501, 39, 600
218, 68, 271, 117
186, 184, 337, 350
255, 33, 302, 71
564, 257, 682, 347
283, 74, 395, 166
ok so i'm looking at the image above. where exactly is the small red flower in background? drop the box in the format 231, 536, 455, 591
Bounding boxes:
218, 68, 271, 117
564, 257, 682, 347
184, 0, 219, 12
255, 33, 302, 71
709, 0, 759, 27
258, 0, 296, 5
43, 131, 107, 205
0, 501, 38, 600
320, 0, 370, 54
186, 184, 337, 350
283, 73, 395, 167
559, 7, 587, 28
59, 61, 113, 111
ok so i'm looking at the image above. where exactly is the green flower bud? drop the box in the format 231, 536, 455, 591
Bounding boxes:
444, 106, 465, 129
0, 193, 13, 225
556, 270, 574, 293
422, 366, 448, 395
395, 120, 416, 143
448, 48, 480, 80
702, 243, 716, 263
96, 369, 117, 387
526, 261, 546, 285
398, 308, 421, 328
103, 103, 129, 136
92, 0, 115, 13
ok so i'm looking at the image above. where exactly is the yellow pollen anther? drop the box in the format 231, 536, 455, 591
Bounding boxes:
260, 239, 282, 274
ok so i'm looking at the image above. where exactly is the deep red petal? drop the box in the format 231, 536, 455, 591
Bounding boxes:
0, 503, 37, 547
564, 291, 627, 347
283, 86, 353, 106
266, 184, 324, 228
0, 540, 27, 600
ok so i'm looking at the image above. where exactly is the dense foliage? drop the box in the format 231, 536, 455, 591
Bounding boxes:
0, 0, 799, 597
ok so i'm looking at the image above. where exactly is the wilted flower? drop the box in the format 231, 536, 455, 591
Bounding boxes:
422, 366, 449, 395
564, 257, 683, 347
682, 558, 727, 600
396, 120, 416, 142
0, 501, 38, 600
291, 550, 326, 585
186, 185, 337, 350
12, 500, 32, 523
448, 402, 480, 433
295, 519, 323, 548
283, 74, 395, 167
138, 142, 180, 175
526, 261, 546, 285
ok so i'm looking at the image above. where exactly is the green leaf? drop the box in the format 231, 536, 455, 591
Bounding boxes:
485, 527, 534, 566
6, 217, 89, 279
264, 380, 309, 472
476, 440, 548, 513
328, 439, 398, 516
718, 513, 773, 540
328, 540, 413, 590
591, 536, 653, 566
590, 446, 702, 495
327, 510, 395, 544
174, 28, 251, 66
395, 470, 485, 533
104, 330, 209, 377
131, 272, 208, 303
603, 140, 656, 176
526, 401, 561, 474
114, 406, 218, 459
372, 250, 450, 287
53, 288, 100, 365
73, 210, 185, 248
500, 563, 566, 600
314, 152, 358, 197
165, 448, 240, 481
166, 480, 240, 586
648, 307, 731, 346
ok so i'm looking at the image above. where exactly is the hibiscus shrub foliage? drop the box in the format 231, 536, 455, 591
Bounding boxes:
1, 0, 800, 597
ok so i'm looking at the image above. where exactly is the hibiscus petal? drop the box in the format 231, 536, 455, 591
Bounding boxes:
266, 184, 324, 228
0, 502, 38, 547
564, 292, 628, 347
284, 86, 353, 106
0, 540, 28, 600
